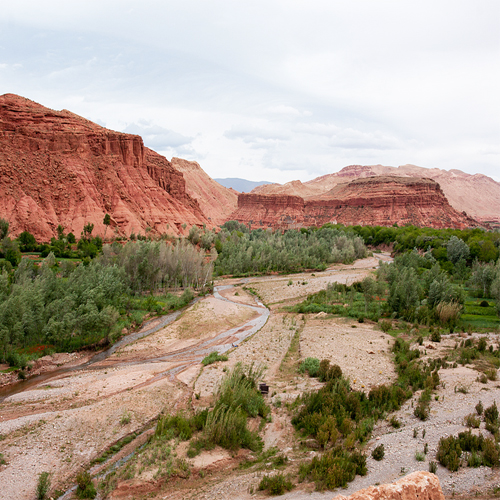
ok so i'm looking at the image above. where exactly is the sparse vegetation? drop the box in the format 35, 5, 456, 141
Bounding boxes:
36, 472, 51, 500
372, 444, 385, 461
202, 351, 228, 365
258, 473, 294, 495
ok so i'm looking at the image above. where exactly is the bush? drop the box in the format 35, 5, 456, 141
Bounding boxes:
202, 351, 228, 366
430, 330, 441, 342
476, 401, 484, 415
485, 402, 499, 426
429, 461, 437, 473
36, 472, 51, 500
379, 319, 392, 333
301, 448, 367, 490
372, 444, 385, 461
436, 436, 462, 471
258, 473, 294, 495
464, 413, 481, 428
299, 357, 320, 377
389, 416, 401, 429
75, 470, 96, 499
415, 450, 425, 462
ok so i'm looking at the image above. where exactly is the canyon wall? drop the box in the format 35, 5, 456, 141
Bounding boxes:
230, 176, 479, 230
0, 94, 207, 240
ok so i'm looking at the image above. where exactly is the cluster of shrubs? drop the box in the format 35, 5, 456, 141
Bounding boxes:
298, 358, 342, 382
155, 364, 269, 457
437, 401, 499, 471
298, 446, 367, 490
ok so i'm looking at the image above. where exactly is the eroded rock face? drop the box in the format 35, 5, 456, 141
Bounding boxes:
253, 164, 500, 225
171, 157, 238, 225
0, 93, 207, 240
229, 176, 480, 230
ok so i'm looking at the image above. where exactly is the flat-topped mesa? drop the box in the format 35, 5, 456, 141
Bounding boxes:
0, 93, 207, 240
229, 176, 480, 230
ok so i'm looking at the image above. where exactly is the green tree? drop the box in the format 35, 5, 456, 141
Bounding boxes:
18, 231, 37, 252
56, 224, 65, 240
103, 214, 111, 239
446, 236, 470, 264
82, 223, 94, 241
0, 218, 9, 239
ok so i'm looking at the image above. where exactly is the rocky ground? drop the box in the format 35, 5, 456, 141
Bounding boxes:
0, 252, 499, 500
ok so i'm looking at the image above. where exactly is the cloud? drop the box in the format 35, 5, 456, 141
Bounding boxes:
0, 2, 498, 183
123, 120, 194, 151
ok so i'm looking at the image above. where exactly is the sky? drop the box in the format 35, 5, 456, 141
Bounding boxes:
1, 1, 499, 183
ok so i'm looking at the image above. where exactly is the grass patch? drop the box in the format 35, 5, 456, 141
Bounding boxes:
201, 351, 228, 366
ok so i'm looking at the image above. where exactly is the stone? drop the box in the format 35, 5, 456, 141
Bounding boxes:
332, 471, 445, 500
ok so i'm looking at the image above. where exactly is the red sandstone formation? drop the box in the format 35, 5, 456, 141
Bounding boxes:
332, 471, 445, 500
170, 157, 238, 225
230, 176, 480, 230
0, 94, 208, 241
253, 164, 500, 225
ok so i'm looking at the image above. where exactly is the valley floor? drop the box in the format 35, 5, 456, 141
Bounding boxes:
0, 253, 499, 499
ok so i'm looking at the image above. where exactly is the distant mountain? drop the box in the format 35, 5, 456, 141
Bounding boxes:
214, 178, 272, 193
252, 165, 500, 224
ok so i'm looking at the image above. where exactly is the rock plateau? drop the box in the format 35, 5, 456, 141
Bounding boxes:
253, 164, 500, 225
230, 176, 479, 230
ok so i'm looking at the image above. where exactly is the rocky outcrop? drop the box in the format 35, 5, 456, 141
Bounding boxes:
0, 94, 207, 240
230, 176, 479, 230
171, 157, 238, 225
332, 471, 445, 500
253, 164, 500, 225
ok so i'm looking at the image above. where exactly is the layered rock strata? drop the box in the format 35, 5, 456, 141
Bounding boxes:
253, 164, 500, 225
230, 176, 479, 230
0, 94, 206, 240
171, 157, 238, 225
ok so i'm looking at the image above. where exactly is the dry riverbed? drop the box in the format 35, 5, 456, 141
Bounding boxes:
1, 253, 499, 499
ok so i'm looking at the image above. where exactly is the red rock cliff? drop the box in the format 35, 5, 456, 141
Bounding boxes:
229, 176, 479, 230
0, 94, 207, 240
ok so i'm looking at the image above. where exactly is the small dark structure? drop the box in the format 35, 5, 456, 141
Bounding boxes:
259, 382, 269, 395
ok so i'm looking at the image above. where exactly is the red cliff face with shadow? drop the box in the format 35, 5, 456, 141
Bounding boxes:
230, 176, 480, 230
0, 94, 207, 240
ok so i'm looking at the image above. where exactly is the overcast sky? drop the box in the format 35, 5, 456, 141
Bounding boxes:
1, 1, 499, 183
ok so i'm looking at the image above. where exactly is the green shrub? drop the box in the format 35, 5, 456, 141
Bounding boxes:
76, 470, 96, 499
485, 402, 499, 426
300, 447, 367, 490
258, 473, 294, 495
36, 472, 51, 500
464, 413, 481, 428
202, 351, 228, 366
476, 401, 484, 415
299, 357, 320, 377
430, 330, 441, 342
429, 461, 437, 473
372, 444, 385, 461
389, 416, 401, 429
379, 319, 392, 333
436, 436, 462, 471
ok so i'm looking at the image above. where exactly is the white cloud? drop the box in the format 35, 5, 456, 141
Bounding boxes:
0, 1, 498, 183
